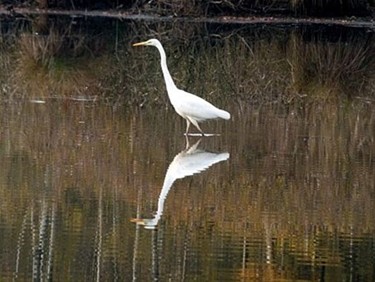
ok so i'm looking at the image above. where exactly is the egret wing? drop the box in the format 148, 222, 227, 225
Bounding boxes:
173, 90, 226, 121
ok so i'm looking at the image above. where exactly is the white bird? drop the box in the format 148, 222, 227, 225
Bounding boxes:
131, 139, 229, 229
133, 39, 230, 136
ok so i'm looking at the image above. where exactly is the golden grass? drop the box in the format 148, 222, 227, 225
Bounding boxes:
11, 30, 103, 98
1, 22, 374, 104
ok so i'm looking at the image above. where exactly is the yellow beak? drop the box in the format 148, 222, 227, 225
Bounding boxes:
130, 218, 146, 225
132, 41, 147, 47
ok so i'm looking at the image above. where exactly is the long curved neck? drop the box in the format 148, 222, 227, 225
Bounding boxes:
155, 43, 177, 93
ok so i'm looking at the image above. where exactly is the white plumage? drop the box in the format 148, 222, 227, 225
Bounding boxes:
131, 139, 229, 229
133, 39, 230, 135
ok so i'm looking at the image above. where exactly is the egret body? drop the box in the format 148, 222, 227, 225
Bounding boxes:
133, 39, 230, 135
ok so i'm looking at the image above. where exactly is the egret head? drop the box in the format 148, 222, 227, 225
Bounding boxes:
132, 39, 161, 47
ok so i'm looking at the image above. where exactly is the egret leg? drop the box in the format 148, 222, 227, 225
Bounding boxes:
190, 119, 205, 136
185, 119, 191, 135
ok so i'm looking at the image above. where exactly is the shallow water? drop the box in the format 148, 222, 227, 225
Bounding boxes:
0, 16, 374, 281
0, 99, 374, 281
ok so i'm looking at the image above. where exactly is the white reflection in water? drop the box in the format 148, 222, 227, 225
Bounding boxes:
131, 138, 229, 229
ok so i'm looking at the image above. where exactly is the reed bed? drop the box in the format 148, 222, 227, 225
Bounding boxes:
0, 18, 373, 282
1, 20, 374, 104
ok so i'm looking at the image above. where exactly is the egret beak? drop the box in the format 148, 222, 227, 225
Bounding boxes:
130, 218, 145, 225
132, 41, 148, 47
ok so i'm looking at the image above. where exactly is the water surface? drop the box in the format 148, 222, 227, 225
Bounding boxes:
0, 16, 374, 282
0, 100, 374, 281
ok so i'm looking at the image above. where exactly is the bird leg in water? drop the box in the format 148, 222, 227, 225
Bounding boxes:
185, 119, 191, 135
185, 119, 205, 136
190, 119, 205, 136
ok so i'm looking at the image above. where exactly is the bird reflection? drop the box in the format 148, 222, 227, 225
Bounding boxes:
131, 138, 229, 229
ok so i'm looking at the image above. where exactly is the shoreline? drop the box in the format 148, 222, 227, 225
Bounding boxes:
0, 6, 374, 29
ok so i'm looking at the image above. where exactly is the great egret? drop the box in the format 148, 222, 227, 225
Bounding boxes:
132, 39, 230, 136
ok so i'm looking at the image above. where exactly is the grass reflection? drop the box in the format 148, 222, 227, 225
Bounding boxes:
0, 100, 373, 280
14, 30, 94, 97
0, 19, 374, 281
7, 24, 108, 99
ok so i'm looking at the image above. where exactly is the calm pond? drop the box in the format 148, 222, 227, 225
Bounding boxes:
0, 16, 374, 281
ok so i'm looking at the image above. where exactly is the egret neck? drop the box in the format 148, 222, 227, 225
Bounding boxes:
154, 42, 177, 95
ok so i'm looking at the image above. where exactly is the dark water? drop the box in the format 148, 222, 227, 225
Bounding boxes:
0, 16, 374, 281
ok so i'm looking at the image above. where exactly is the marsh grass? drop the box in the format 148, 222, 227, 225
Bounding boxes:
135, 29, 374, 107
2, 20, 374, 104
11, 29, 103, 98
0, 19, 374, 281
288, 31, 375, 99
0, 39, 10, 96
